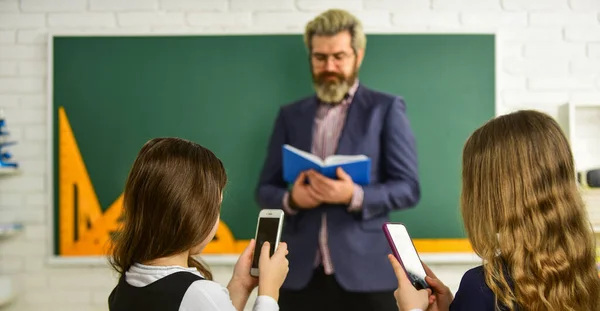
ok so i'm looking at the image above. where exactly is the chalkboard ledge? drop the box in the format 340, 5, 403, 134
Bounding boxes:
200, 253, 483, 265
47, 253, 482, 267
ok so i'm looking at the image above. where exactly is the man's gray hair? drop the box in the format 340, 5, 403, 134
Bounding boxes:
303, 9, 366, 53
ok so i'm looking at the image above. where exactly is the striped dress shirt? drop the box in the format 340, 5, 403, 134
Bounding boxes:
282, 80, 363, 275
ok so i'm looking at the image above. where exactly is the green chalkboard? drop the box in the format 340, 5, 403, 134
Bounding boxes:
52, 34, 494, 254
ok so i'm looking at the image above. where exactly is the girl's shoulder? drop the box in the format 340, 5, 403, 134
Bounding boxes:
460, 265, 491, 294
180, 279, 237, 311
451, 265, 516, 311
450, 265, 497, 311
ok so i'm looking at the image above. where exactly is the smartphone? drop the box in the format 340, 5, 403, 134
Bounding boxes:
250, 209, 285, 277
382, 222, 430, 290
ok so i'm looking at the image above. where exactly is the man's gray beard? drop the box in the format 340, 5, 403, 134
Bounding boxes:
314, 80, 351, 104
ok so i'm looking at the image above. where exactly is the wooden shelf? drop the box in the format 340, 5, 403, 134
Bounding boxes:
0, 167, 19, 175
560, 102, 600, 242
0, 167, 20, 307
0, 276, 15, 307
558, 102, 600, 172
569, 102, 600, 108
0, 223, 23, 237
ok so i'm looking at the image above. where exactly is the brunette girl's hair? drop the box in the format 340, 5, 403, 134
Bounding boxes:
110, 137, 227, 280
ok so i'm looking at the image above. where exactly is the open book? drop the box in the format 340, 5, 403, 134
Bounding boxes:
282, 144, 371, 185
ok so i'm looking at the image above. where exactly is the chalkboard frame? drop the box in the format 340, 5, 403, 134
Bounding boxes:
46, 31, 497, 264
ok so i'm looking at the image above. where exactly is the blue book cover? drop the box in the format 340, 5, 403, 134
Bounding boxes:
282, 144, 371, 185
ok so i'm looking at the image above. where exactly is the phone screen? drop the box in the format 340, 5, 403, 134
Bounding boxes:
386, 224, 428, 285
251, 217, 280, 269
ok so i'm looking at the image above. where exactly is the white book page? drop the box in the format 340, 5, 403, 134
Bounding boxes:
324, 154, 368, 166
284, 144, 324, 166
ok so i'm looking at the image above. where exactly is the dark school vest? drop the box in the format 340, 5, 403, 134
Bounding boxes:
108, 271, 204, 311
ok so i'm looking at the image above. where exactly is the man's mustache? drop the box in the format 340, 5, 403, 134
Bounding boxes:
317, 72, 344, 82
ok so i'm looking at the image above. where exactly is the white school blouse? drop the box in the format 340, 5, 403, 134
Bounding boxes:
125, 263, 278, 311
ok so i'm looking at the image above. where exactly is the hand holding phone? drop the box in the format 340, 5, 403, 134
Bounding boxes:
250, 209, 285, 277
383, 222, 430, 291
257, 240, 289, 301
388, 254, 432, 311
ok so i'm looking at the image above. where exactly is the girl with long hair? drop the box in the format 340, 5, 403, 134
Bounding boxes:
391, 110, 600, 311
108, 137, 289, 311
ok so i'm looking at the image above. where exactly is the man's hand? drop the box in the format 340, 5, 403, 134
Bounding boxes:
306, 167, 354, 204
290, 172, 321, 209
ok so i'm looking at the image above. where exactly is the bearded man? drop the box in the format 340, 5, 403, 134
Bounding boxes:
254, 9, 421, 311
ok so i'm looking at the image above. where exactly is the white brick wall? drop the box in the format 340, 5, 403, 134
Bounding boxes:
20, 0, 87, 12
0, 0, 598, 310
366, 0, 431, 11
159, 0, 227, 11
230, 0, 296, 12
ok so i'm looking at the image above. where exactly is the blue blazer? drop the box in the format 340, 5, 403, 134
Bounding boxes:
255, 84, 420, 292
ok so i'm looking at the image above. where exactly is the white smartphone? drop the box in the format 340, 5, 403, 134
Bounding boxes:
250, 209, 285, 277
382, 222, 430, 290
